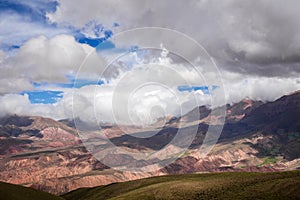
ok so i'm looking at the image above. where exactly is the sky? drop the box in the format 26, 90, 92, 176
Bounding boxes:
0, 0, 299, 125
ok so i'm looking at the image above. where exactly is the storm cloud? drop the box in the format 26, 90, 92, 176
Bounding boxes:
0, 0, 299, 123
48, 0, 300, 77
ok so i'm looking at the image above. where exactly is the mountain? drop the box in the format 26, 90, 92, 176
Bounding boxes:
0, 115, 80, 155
161, 92, 300, 174
0, 91, 299, 195
0, 115, 160, 195
241, 91, 300, 133
226, 99, 264, 122
62, 171, 300, 200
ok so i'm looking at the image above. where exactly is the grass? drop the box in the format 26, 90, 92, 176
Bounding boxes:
1, 171, 299, 199
257, 157, 277, 166
62, 171, 300, 200
0, 181, 63, 200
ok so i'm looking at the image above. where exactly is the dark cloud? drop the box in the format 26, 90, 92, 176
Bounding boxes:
49, 0, 300, 78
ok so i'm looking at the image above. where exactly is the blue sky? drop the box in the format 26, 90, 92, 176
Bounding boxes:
0, 0, 298, 122
178, 85, 219, 94
0, 0, 215, 105
0, 0, 115, 50
0, 0, 63, 50
21, 90, 63, 104
25, 78, 105, 104
0, 0, 115, 104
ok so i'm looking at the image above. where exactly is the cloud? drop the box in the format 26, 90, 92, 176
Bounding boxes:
0, 51, 299, 124
0, 34, 106, 93
0, 0, 299, 124
0, 0, 70, 49
222, 71, 300, 103
48, 0, 300, 78
0, 93, 65, 119
70, 63, 300, 125
0, 78, 33, 94
70, 54, 211, 125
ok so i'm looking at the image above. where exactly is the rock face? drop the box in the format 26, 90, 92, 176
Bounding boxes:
163, 134, 281, 174
241, 92, 300, 133
0, 92, 299, 195
0, 115, 81, 155
0, 145, 163, 195
226, 99, 263, 123
0, 115, 164, 195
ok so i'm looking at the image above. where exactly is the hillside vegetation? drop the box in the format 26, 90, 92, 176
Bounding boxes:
1, 171, 299, 200
63, 171, 300, 200
0, 181, 63, 200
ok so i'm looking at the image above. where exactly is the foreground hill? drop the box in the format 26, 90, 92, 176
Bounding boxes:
0, 181, 63, 200
63, 171, 300, 200
1, 171, 299, 200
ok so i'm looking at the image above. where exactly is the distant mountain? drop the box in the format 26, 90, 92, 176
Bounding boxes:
162, 91, 300, 174
0, 115, 152, 195
0, 91, 299, 195
226, 99, 264, 123
241, 91, 300, 133
0, 115, 80, 155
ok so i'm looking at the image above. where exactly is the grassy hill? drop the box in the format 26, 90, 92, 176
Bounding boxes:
0, 181, 63, 200
63, 171, 300, 200
1, 171, 299, 200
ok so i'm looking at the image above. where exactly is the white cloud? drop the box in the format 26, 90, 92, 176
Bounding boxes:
0, 78, 33, 94
0, 34, 106, 93
72, 56, 220, 125
1, 0, 300, 123
0, 11, 70, 49
47, 0, 300, 76
0, 53, 299, 124
0, 93, 65, 119
222, 71, 300, 103
57, 60, 300, 125
17, 35, 97, 82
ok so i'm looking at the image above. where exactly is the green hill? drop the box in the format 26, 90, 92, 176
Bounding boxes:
1, 171, 300, 200
0, 181, 63, 200
63, 171, 300, 200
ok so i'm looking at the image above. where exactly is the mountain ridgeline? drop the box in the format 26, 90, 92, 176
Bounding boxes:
0, 91, 299, 196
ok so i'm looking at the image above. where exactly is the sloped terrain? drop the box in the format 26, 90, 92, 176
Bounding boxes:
0, 92, 299, 195
1, 171, 300, 200
0, 181, 63, 200
63, 171, 300, 200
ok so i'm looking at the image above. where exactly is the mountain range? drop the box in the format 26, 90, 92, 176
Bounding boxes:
0, 91, 299, 195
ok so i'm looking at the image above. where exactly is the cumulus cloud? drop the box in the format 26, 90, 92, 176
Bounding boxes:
17, 35, 99, 82
0, 0, 70, 49
0, 50, 213, 124
0, 51, 298, 125
48, 0, 300, 77
72, 53, 212, 125
0, 34, 106, 93
98, 59, 299, 125
0, 0, 300, 124
0, 93, 65, 119
222, 71, 300, 103
64, 50, 298, 125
